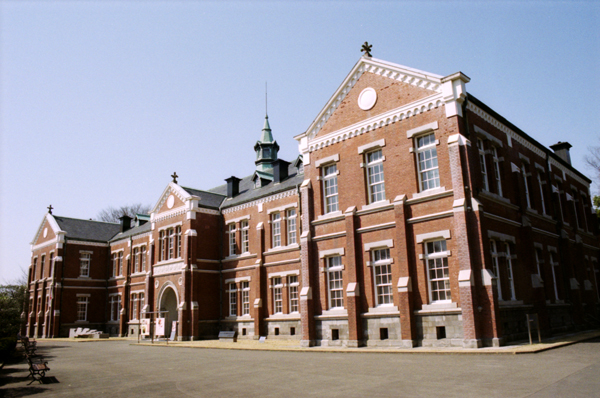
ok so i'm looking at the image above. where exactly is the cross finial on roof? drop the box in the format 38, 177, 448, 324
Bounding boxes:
171, 172, 178, 184
361, 42, 372, 57
47, 204, 53, 214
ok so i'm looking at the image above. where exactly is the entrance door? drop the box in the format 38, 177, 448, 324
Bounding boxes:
160, 287, 178, 338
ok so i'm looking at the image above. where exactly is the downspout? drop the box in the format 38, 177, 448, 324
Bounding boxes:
59, 241, 66, 337
218, 209, 223, 332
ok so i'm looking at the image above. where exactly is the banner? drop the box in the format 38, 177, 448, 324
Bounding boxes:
155, 317, 165, 337
140, 319, 150, 336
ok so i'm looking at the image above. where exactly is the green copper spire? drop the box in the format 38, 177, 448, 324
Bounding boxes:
254, 114, 279, 173
260, 115, 274, 143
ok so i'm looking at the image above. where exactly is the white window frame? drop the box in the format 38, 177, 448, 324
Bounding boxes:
272, 277, 283, 314
241, 281, 250, 315
371, 248, 393, 307
286, 209, 297, 245
133, 247, 139, 273
537, 174, 546, 215
492, 146, 503, 196
322, 164, 339, 214
534, 247, 544, 279
288, 275, 299, 313
176, 226, 182, 258
490, 240, 502, 302
229, 283, 237, 317
505, 243, 517, 301
228, 223, 237, 256
109, 294, 122, 321
271, 213, 281, 248
549, 250, 560, 302
424, 239, 451, 303
477, 138, 489, 192
326, 256, 344, 309
241, 220, 249, 253
76, 296, 89, 322
131, 293, 138, 320
80, 252, 91, 277
521, 164, 532, 209
365, 149, 386, 203
141, 246, 147, 272
415, 132, 440, 192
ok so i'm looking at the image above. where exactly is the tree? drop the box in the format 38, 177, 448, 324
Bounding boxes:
96, 203, 151, 223
585, 143, 600, 216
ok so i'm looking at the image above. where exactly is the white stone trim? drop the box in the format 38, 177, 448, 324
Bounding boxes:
473, 125, 503, 147
357, 139, 386, 154
224, 214, 251, 224
364, 239, 394, 252
314, 154, 340, 168
406, 121, 439, 139
318, 248, 345, 259
410, 186, 447, 201
224, 276, 251, 284
222, 189, 297, 214
416, 230, 451, 244
266, 203, 298, 215
487, 230, 516, 244
268, 270, 300, 278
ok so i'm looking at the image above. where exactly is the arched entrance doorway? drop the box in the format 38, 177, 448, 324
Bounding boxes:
159, 286, 178, 339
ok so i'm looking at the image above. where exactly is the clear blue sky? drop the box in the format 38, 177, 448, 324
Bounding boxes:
1, 1, 599, 283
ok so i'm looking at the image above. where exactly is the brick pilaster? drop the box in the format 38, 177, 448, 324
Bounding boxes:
299, 179, 316, 347
344, 206, 362, 347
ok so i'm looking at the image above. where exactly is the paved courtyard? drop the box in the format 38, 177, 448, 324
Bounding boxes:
2, 337, 600, 397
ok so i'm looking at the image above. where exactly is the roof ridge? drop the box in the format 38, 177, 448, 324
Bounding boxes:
54, 215, 119, 225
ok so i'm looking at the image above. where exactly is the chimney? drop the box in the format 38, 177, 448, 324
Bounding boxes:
225, 176, 242, 198
550, 141, 572, 165
119, 215, 132, 233
273, 159, 290, 183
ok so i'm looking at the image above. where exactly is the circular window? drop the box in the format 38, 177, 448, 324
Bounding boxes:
358, 87, 377, 110
167, 195, 175, 209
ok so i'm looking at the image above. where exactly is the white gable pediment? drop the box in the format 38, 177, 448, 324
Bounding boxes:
151, 182, 192, 215
303, 57, 444, 141
31, 213, 63, 246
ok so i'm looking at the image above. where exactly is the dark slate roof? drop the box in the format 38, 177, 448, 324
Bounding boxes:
109, 221, 151, 242
208, 161, 304, 209
181, 187, 226, 209
54, 216, 121, 242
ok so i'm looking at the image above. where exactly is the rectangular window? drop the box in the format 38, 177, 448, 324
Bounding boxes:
40, 255, 45, 279
118, 252, 123, 276
77, 297, 89, 321
425, 240, 451, 302
49, 253, 54, 277
273, 277, 283, 314
159, 230, 166, 261
288, 275, 299, 313
176, 226, 182, 258
110, 295, 121, 321
141, 246, 147, 272
534, 248, 543, 278
111, 254, 117, 277
372, 248, 393, 306
505, 243, 517, 301
272, 213, 281, 248
241, 221, 249, 253
228, 223, 237, 256
229, 283, 237, 317
241, 281, 250, 315
80, 253, 91, 277
490, 239, 503, 301
323, 164, 339, 213
327, 256, 344, 309
537, 174, 547, 214
492, 147, 503, 196
416, 133, 440, 191
366, 149, 385, 203
168, 228, 175, 259
32, 258, 37, 282
287, 209, 297, 245
571, 193, 581, 229
477, 138, 489, 191
549, 252, 560, 301
522, 164, 532, 209
131, 293, 138, 320
133, 248, 139, 273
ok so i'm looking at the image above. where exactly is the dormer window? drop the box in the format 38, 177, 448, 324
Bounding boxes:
263, 148, 271, 158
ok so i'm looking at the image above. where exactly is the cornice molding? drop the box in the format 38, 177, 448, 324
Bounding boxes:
548, 158, 589, 187
67, 240, 109, 248
222, 189, 297, 214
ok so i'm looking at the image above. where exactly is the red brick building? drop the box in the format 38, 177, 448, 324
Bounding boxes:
27, 54, 600, 347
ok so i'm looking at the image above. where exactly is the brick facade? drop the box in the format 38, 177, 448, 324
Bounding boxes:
26, 55, 600, 347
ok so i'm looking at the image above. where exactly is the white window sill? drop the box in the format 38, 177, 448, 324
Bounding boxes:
223, 253, 258, 262
359, 200, 391, 213
75, 320, 89, 324
155, 257, 184, 267
315, 211, 343, 223
321, 308, 348, 317
364, 306, 399, 317
265, 244, 300, 255
266, 313, 301, 321
418, 302, 458, 313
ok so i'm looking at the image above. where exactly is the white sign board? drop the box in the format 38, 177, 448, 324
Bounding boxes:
140, 319, 150, 336
155, 317, 165, 337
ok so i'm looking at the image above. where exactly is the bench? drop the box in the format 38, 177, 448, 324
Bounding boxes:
69, 327, 109, 339
25, 352, 50, 384
218, 331, 237, 342
18, 335, 37, 355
